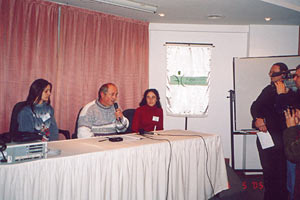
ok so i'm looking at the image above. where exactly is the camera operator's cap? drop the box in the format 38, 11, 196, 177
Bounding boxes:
271, 63, 288, 77
275, 62, 288, 72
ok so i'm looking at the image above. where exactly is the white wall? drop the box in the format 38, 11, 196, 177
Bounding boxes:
149, 24, 249, 159
249, 25, 299, 57
149, 23, 299, 168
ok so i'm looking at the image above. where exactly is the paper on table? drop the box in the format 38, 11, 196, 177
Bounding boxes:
257, 131, 274, 149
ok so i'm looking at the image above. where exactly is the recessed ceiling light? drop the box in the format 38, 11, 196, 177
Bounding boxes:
207, 14, 224, 19
158, 13, 165, 17
264, 17, 272, 21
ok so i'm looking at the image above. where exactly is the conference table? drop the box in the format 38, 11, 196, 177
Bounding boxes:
0, 129, 228, 200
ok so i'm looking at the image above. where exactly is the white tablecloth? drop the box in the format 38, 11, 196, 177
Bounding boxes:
0, 130, 228, 200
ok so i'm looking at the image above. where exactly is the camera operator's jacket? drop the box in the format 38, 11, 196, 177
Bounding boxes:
283, 125, 300, 163
251, 85, 286, 139
251, 84, 299, 145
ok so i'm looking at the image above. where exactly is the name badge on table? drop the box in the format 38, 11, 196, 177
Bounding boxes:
152, 116, 159, 122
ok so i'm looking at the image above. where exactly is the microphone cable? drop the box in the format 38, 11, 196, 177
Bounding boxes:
152, 133, 215, 196
140, 133, 172, 200
115, 117, 127, 130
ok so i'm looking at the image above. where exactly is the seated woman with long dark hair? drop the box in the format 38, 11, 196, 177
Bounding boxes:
17, 79, 59, 141
132, 89, 163, 132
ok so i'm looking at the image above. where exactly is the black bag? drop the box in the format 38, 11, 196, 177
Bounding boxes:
0, 132, 11, 143
12, 132, 43, 142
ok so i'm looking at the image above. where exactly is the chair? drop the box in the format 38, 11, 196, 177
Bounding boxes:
123, 109, 136, 133
10, 101, 70, 140
72, 108, 83, 139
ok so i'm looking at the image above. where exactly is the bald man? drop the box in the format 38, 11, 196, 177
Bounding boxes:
77, 83, 128, 138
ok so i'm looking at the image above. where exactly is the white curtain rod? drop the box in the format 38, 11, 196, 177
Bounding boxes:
165, 42, 215, 47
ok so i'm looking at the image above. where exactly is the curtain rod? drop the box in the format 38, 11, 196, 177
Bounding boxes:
235, 55, 300, 60
165, 42, 214, 47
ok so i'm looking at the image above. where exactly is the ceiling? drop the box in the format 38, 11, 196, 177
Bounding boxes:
48, 0, 300, 25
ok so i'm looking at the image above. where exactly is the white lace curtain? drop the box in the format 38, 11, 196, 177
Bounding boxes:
166, 44, 213, 117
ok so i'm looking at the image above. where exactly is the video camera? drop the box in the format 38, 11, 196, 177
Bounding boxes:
271, 69, 297, 92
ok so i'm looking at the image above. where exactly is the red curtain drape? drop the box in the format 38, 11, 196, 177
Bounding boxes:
55, 6, 149, 132
0, 0, 149, 136
0, 0, 59, 133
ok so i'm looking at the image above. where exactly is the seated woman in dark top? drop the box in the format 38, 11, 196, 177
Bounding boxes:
132, 89, 163, 132
17, 79, 59, 141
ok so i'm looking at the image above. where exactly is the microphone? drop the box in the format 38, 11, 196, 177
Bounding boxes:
113, 102, 118, 109
138, 129, 145, 135
114, 103, 121, 121
138, 129, 154, 135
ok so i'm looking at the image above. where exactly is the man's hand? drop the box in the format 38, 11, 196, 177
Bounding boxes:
274, 81, 288, 94
115, 108, 124, 121
255, 118, 267, 132
284, 108, 298, 128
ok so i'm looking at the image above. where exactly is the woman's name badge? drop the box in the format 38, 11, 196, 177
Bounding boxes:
152, 116, 159, 122
41, 113, 51, 122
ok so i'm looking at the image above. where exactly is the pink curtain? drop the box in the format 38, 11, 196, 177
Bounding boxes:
55, 6, 149, 132
0, 0, 59, 133
0, 0, 149, 135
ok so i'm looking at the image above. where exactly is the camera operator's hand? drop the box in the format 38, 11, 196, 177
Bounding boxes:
284, 108, 299, 128
274, 81, 288, 94
255, 118, 267, 132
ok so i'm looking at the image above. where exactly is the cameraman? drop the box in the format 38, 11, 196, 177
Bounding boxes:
251, 62, 294, 200
283, 64, 300, 200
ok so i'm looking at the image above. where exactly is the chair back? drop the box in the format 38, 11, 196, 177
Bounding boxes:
123, 109, 136, 133
9, 101, 27, 133
72, 107, 83, 139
